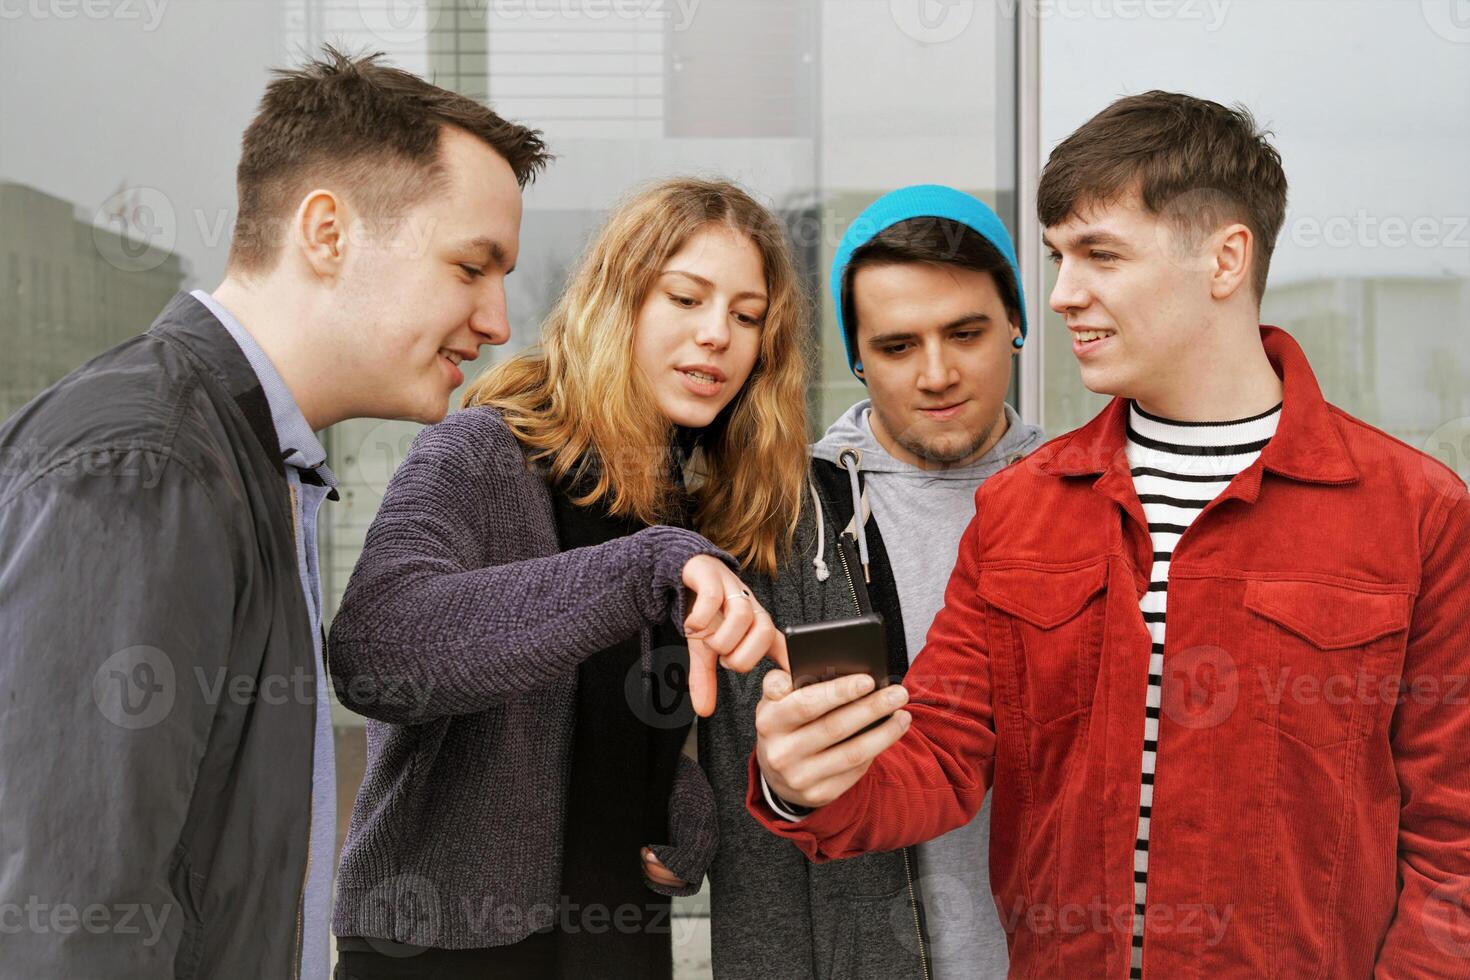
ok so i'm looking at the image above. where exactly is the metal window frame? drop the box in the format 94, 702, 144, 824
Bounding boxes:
1015, 4, 1044, 427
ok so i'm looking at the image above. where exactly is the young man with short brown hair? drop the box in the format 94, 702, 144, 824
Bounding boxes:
0, 48, 547, 979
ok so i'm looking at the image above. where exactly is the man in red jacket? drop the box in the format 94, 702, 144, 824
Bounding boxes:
748, 90, 1470, 979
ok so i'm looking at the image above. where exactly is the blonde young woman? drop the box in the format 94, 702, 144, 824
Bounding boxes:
328, 178, 811, 979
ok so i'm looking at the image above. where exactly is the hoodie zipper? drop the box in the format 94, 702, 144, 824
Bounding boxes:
902, 847, 933, 980
834, 529, 863, 614
833, 527, 931, 980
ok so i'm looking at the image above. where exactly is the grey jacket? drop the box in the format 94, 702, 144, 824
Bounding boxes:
700, 407, 1042, 980
328, 406, 728, 949
700, 453, 932, 980
0, 293, 321, 978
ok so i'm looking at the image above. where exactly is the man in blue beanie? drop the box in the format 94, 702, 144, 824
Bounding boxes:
699, 185, 1043, 979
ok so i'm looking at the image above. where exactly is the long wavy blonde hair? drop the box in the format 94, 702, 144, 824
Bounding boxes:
463, 177, 812, 576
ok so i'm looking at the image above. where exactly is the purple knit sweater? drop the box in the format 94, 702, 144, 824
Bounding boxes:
329, 406, 732, 949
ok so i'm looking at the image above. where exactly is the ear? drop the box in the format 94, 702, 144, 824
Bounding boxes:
1210, 222, 1253, 302
293, 188, 348, 280
1008, 311, 1023, 353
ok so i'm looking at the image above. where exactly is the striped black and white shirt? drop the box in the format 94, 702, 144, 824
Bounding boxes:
1125, 399, 1282, 979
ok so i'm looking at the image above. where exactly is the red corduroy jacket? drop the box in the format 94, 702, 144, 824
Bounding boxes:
748, 327, 1470, 979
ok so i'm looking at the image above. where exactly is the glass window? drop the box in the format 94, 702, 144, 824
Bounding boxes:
0, 0, 1020, 612
1, 4, 1018, 969
1037, 0, 1470, 488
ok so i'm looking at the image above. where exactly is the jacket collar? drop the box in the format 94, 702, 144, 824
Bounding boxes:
188, 289, 336, 490
1037, 325, 1359, 488
146, 291, 286, 474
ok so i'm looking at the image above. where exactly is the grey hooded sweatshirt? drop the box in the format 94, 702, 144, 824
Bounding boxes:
810, 399, 1045, 980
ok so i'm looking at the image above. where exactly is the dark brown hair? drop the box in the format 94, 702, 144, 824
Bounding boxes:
1037, 90, 1288, 300
228, 46, 551, 273
841, 217, 1022, 344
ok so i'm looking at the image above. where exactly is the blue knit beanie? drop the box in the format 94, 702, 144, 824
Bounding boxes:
831, 185, 1027, 381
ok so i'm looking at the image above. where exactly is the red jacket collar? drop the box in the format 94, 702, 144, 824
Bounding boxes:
1038, 326, 1360, 486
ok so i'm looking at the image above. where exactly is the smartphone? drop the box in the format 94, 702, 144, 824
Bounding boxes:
783, 614, 893, 737
782, 612, 891, 692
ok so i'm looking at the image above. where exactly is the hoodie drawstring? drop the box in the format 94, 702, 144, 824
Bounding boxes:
807, 475, 831, 582
837, 448, 871, 584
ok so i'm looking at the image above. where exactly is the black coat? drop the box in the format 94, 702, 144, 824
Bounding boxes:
0, 293, 318, 978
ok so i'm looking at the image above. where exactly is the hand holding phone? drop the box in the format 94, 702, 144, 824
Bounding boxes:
754, 613, 913, 811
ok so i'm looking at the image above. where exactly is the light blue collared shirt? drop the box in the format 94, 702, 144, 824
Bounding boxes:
191, 289, 336, 980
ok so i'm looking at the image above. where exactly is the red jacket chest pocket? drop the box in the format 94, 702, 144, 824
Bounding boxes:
981, 560, 1109, 725
1244, 579, 1411, 748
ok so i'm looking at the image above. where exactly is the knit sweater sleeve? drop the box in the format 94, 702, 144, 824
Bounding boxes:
328, 407, 735, 724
